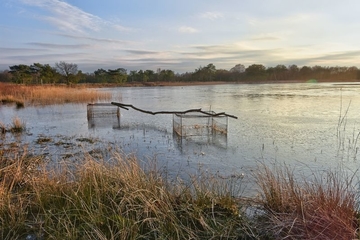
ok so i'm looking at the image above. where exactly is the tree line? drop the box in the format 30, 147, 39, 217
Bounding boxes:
1, 62, 359, 84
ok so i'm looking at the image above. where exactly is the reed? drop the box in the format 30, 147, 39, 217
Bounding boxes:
0, 117, 26, 134
9, 117, 26, 133
0, 148, 250, 239
0, 95, 24, 108
0, 83, 111, 106
0, 122, 5, 134
254, 163, 359, 239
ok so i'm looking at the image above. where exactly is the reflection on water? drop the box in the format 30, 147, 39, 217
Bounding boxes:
173, 132, 228, 153
1, 82, 360, 196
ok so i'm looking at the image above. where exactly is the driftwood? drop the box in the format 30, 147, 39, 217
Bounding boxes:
111, 102, 238, 119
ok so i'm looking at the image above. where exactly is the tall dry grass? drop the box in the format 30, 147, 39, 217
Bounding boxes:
0, 147, 250, 239
0, 83, 111, 106
0, 117, 26, 134
254, 163, 359, 239
1, 144, 360, 239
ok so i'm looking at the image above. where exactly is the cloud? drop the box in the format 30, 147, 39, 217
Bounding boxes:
19, 0, 134, 34
113, 24, 134, 32
179, 26, 198, 33
125, 50, 160, 55
20, 0, 102, 33
55, 33, 134, 45
0, 47, 48, 54
199, 12, 223, 20
27, 42, 91, 49
312, 50, 360, 61
250, 36, 281, 41
3, 52, 87, 64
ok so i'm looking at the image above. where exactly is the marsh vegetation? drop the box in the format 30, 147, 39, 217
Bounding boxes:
0, 142, 358, 239
0, 83, 111, 106
1, 83, 360, 239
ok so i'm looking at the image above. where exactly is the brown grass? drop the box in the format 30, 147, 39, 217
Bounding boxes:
254, 163, 359, 239
0, 147, 249, 239
0, 83, 111, 106
10, 117, 26, 132
0, 117, 26, 133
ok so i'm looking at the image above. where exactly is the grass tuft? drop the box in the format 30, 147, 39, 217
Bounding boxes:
254, 163, 359, 239
10, 117, 26, 133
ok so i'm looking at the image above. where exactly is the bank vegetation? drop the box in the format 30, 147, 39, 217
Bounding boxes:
0, 143, 358, 239
1, 62, 359, 85
0, 83, 111, 106
0, 77, 359, 239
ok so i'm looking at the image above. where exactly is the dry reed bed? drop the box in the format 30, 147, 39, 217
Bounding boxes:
0, 148, 250, 239
0, 83, 111, 106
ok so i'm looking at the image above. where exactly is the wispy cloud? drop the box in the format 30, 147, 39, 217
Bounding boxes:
125, 50, 159, 55
250, 35, 281, 41
113, 23, 135, 32
27, 42, 91, 49
56, 33, 134, 45
20, 0, 102, 33
179, 26, 198, 33
19, 0, 134, 34
199, 12, 223, 20
0, 47, 49, 54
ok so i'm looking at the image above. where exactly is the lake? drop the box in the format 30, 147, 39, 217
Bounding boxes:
1, 82, 360, 195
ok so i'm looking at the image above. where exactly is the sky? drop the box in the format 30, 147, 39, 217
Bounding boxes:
1, 0, 360, 73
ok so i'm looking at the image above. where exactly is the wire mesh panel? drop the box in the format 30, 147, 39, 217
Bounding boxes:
87, 103, 120, 128
173, 111, 228, 137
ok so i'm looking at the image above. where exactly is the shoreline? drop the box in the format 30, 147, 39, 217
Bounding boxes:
83, 79, 360, 88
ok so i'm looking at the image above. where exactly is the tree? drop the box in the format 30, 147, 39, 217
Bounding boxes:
272, 64, 288, 80
346, 66, 358, 80
107, 68, 127, 83
193, 63, 217, 81
299, 66, 312, 79
158, 69, 175, 82
0, 70, 12, 82
9, 64, 32, 84
138, 70, 148, 82
31, 63, 58, 84
144, 70, 155, 82
55, 61, 78, 85
288, 64, 299, 80
128, 70, 138, 82
245, 64, 267, 80
94, 68, 109, 83
230, 64, 245, 73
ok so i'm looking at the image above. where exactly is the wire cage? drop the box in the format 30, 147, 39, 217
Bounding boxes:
87, 103, 120, 128
173, 111, 228, 137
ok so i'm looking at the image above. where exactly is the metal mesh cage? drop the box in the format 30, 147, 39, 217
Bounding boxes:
173, 111, 228, 137
87, 103, 120, 128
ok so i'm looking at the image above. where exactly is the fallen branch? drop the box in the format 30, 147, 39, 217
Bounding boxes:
111, 102, 238, 119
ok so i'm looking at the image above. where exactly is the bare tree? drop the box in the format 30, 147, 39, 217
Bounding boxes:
55, 61, 78, 84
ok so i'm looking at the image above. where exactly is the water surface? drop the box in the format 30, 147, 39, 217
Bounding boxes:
2, 83, 360, 194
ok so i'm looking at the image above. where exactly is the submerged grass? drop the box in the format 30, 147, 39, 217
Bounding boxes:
0, 148, 251, 239
0, 83, 111, 106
